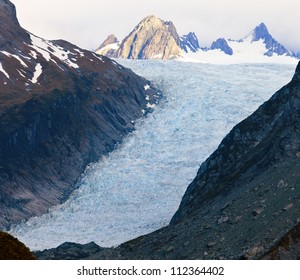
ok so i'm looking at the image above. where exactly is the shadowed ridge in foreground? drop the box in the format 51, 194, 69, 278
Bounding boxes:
0, 231, 35, 260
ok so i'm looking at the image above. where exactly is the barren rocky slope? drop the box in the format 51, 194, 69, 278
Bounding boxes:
0, 0, 158, 228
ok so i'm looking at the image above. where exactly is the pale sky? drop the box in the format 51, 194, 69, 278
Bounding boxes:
10, 0, 300, 53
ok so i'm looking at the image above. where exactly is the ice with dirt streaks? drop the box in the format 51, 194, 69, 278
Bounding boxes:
9, 60, 296, 250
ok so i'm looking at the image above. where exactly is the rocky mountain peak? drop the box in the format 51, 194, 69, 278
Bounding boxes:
248, 22, 291, 57
210, 38, 233, 55
96, 34, 118, 50
115, 15, 183, 60
180, 32, 200, 53
252, 22, 270, 41
97, 15, 183, 60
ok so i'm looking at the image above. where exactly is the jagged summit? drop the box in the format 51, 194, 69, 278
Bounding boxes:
251, 22, 270, 41
95, 34, 119, 57
193, 22, 297, 62
96, 34, 118, 50
180, 32, 200, 53
210, 38, 233, 55
247, 22, 291, 56
97, 15, 183, 60
97, 18, 298, 62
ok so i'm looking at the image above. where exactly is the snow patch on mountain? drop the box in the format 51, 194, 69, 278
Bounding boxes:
0, 62, 10, 78
29, 34, 80, 68
9, 61, 296, 250
31, 63, 42, 83
1, 51, 28, 68
179, 39, 298, 64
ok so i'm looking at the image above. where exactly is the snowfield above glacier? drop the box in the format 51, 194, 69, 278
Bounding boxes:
10, 60, 297, 250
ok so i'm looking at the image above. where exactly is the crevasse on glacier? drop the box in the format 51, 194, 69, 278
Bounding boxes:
10, 60, 296, 250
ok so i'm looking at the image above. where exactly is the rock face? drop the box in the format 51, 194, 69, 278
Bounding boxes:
180, 32, 200, 53
210, 38, 233, 55
97, 15, 183, 60
0, 231, 35, 259
0, 0, 159, 229
37, 61, 300, 260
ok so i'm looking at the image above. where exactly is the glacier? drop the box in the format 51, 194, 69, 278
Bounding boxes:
9, 60, 296, 250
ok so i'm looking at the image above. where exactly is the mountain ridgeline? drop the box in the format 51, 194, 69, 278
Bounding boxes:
96, 16, 298, 61
0, 0, 159, 229
38, 61, 300, 260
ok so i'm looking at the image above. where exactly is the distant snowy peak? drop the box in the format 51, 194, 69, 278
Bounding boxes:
96, 18, 299, 63
250, 22, 271, 42
184, 22, 299, 64
245, 22, 292, 57
210, 38, 233, 55
180, 32, 200, 53
96, 34, 120, 57
96, 34, 118, 50
209, 23, 293, 58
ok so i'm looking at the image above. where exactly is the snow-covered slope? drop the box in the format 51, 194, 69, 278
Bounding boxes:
181, 38, 298, 64
180, 23, 298, 64
9, 60, 296, 250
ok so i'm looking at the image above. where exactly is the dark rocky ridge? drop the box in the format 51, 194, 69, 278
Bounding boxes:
0, 0, 159, 228
37, 62, 300, 260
